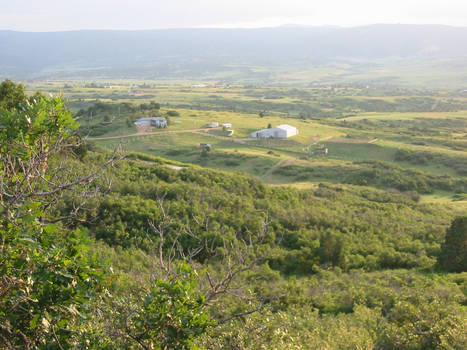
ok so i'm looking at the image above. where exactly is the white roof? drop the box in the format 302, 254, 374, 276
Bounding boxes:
255, 128, 279, 133
135, 116, 166, 122
277, 124, 297, 131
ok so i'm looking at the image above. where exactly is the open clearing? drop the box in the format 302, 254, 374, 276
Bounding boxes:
28, 81, 467, 203
92, 103, 466, 203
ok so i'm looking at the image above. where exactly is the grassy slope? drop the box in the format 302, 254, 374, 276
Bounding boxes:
26, 82, 467, 203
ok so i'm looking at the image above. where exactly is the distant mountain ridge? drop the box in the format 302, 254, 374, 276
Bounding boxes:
1, 24, 467, 79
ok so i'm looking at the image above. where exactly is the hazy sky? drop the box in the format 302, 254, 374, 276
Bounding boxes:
1, 0, 467, 31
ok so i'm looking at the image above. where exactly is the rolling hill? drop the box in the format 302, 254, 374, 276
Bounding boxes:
1, 24, 467, 82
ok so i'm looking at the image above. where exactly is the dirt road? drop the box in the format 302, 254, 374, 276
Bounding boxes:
87, 127, 223, 141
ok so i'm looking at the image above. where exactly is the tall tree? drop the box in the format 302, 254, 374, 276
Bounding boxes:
438, 216, 467, 272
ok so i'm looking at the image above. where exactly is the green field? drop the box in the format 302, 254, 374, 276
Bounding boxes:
27, 81, 467, 204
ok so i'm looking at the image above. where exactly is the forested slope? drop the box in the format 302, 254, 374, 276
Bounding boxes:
1, 80, 466, 349
78, 153, 466, 349
76, 153, 459, 273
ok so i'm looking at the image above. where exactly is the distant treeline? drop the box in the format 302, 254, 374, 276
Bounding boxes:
172, 95, 467, 118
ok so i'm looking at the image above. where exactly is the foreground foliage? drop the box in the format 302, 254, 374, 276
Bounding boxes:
0, 81, 212, 349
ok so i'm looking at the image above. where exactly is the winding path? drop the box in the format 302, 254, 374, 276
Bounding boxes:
262, 158, 290, 179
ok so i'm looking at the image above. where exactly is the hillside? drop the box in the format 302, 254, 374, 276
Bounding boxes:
1, 79, 466, 349
51, 152, 467, 348
2, 25, 467, 86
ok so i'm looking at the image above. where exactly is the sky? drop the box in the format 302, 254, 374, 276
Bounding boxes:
1, 0, 467, 31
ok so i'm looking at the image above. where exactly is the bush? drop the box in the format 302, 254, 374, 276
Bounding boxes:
438, 216, 467, 272
167, 110, 180, 116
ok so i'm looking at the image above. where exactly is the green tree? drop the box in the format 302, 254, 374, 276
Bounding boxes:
167, 110, 179, 117
0, 78, 27, 111
0, 85, 106, 348
438, 216, 467, 272
150, 101, 161, 110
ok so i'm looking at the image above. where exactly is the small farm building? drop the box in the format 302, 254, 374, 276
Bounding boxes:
134, 117, 167, 128
250, 124, 298, 138
206, 122, 219, 128
222, 123, 232, 128
314, 148, 328, 155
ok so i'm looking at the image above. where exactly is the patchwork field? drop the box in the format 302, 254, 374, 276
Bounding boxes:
28, 81, 467, 204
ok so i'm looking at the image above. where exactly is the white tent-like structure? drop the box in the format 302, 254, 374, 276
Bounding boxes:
250, 124, 298, 138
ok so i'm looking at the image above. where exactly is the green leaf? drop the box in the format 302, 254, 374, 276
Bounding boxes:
29, 314, 40, 329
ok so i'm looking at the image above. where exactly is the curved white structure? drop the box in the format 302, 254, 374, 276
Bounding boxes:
250, 124, 298, 138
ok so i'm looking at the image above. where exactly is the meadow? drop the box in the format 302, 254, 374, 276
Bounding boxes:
28, 81, 467, 205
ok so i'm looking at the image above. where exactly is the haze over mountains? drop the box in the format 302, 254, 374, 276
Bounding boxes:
1, 24, 467, 82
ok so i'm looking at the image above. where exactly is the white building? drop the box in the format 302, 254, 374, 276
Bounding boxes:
276, 124, 299, 137
134, 117, 167, 128
222, 123, 232, 128
205, 122, 219, 128
250, 124, 298, 138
